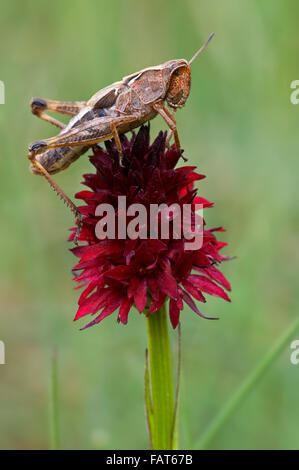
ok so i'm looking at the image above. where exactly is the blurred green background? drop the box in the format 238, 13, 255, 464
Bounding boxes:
0, 0, 298, 450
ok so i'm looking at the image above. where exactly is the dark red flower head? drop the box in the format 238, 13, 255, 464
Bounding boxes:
69, 125, 231, 329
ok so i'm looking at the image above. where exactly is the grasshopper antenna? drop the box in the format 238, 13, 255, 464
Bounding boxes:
189, 32, 215, 65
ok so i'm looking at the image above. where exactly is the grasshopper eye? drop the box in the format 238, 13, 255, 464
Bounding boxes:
166, 65, 191, 109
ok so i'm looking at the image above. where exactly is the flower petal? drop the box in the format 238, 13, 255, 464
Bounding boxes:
81, 240, 123, 261
128, 277, 148, 312
169, 299, 181, 328
156, 271, 178, 300
118, 298, 134, 324
181, 289, 218, 320
187, 275, 231, 301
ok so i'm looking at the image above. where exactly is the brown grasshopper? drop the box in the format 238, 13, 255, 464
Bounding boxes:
28, 33, 214, 232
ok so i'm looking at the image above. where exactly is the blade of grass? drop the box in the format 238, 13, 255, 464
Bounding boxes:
171, 322, 181, 449
144, 348, 154, 449
195, 316, 299, 449
50, 348, 60, 450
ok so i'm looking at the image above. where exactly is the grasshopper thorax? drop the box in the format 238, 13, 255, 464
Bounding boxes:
166, 60, 191, 110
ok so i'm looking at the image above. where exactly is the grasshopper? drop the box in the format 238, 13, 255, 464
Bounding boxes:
28, 33, 214, 233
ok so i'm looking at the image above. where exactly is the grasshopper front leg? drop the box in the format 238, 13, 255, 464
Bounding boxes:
165, 130, 173, 149
110, 121, 125, 166
152, 102, 181, 153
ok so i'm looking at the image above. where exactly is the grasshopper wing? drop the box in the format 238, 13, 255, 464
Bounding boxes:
87, 82, 123, 109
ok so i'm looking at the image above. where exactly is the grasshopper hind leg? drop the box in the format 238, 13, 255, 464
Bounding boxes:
27, 151, 84, 244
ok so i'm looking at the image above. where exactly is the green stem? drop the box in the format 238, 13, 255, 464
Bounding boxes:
50, 348, 60, 450
196, 317, 299, 449
146, 303, 176, 450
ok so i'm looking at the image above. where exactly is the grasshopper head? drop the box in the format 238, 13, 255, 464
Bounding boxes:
166, 60, 191, 109
166, 33, 215, 110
